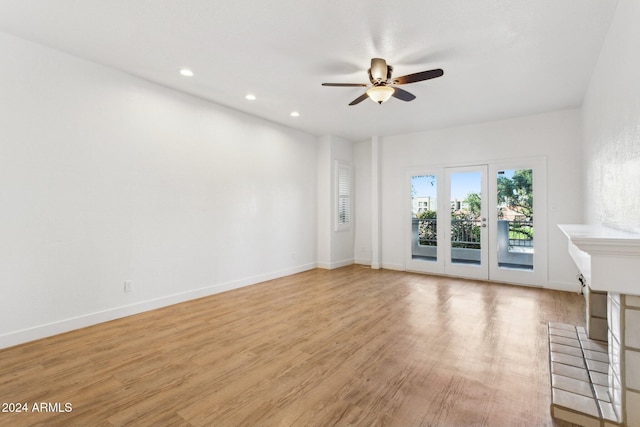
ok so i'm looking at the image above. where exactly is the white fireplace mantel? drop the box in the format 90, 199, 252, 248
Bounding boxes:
558, 224, 640, 296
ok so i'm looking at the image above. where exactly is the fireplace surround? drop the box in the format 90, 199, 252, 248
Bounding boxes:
558, 224, 640, 426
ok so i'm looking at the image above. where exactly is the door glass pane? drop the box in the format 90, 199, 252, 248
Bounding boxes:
450, 172, 481, 265
497, 169, 533, 270
411, 175, 437, 261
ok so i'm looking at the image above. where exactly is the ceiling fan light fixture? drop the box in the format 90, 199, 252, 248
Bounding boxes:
366, 85, 394, 104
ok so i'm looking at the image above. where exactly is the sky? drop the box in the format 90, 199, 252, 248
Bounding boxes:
412, 170, 516, 201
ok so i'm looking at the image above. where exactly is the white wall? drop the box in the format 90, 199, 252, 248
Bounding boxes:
582, 0, 640, 233
317, 136, 332, 267
354, 109, 583, 289
0, 32, 318, 348
317, 135, 355, 269
354, 140, 372, 265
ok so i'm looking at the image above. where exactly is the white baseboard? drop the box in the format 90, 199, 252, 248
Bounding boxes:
317, 258, 354, 270
545, 281, 582, 293
381, 262, 405, 271
0, 262, 317, 350
354, 258, 371, 266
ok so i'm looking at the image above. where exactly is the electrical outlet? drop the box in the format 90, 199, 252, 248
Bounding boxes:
124, 280, 133, 293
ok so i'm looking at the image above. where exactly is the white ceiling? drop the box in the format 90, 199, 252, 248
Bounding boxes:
0, 0, 619, 141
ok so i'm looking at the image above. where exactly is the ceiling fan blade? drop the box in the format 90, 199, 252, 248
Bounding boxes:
370, 58, 388, 81
394, 68, 444, 85
349, 93, 369, 106
392, 87, 416, 102
322, 83, 368, 87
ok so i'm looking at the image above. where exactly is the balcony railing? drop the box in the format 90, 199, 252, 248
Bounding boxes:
450, 219, 481, 249
412, 218, 534, 269
415, 218, 532, 249
416, 217, 482, 248
507, 220, 533, 247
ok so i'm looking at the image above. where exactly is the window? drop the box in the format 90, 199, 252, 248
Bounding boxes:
335, 161, 351, 231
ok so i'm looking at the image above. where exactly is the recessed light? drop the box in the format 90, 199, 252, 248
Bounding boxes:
245, 94, 256, 101
179, 68, 194, 77
290, 111, 300, 117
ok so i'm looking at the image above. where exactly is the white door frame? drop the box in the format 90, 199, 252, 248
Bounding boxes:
406, 168, 445, 275
443, 165, 489, 280
488, 158, 547, 286
406, 157, 547, 287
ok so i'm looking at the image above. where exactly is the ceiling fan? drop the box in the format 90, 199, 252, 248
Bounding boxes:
322, 58, 443, 105
322, 58, 444, 105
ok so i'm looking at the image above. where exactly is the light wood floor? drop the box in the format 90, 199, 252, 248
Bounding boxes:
0, 266, 585, 426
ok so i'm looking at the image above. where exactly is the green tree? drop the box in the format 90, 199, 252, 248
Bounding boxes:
497, 169, 533, 219
417, 209, 437, 246
417, 209, 437, 220
464, 192, 481, 217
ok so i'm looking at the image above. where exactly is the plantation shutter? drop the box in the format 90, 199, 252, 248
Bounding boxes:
336, 162, 351, 230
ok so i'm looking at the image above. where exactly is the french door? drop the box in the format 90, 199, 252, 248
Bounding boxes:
406, 159, 546, 286
443, 166, 489, 280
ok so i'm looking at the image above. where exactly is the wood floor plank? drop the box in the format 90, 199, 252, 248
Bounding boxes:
0, 266, 584, 426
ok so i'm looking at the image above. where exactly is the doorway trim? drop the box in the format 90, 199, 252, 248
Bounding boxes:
405, 157, 547, 287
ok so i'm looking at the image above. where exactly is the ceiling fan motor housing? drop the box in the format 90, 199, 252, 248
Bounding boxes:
368, 67, 394, 84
